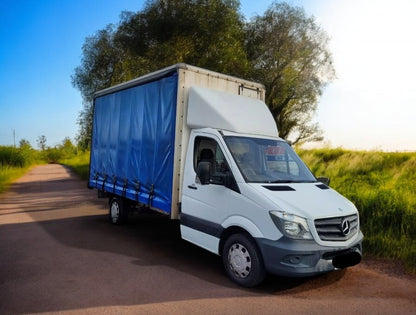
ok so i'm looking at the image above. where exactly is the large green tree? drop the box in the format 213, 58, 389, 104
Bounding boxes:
72, 0, 334, 148
72, 0, 249, 149
245, 2, 335, 144
72, 25, 124, 148
115, 0, 249, 75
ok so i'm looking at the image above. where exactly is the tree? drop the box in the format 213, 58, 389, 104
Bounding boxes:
72, 0, 334, 147
115, 0, 249, 75
72, 25, 124, 104
59, 137, 77, 158
72, 0, 249, 149
19, 139, 32, 149
245, 2, 334, 144
36, 135, 47, 151
72, 25, 124, 149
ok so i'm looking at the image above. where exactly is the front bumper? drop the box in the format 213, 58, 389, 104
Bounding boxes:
255, 231, 364, 277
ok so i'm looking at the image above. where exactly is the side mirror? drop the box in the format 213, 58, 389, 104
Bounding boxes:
196, 161, 211, 185
223, 172, 240, 193
317, 177, 330, 186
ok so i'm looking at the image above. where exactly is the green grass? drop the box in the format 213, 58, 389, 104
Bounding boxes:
0, 165, 32, 193
298, 148, 416, 273
0, 145, 41, 193
60, 151, 90, 180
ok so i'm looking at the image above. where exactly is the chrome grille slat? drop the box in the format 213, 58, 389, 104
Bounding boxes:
314, 214, 358, 241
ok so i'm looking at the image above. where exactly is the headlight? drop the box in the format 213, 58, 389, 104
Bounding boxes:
269, 211, 313, 240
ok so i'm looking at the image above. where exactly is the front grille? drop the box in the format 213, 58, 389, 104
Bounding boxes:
315, 214, 358, 241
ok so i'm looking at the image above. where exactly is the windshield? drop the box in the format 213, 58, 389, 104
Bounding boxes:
224, 136, 316, 183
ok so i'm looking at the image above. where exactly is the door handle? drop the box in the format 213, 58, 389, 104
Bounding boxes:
187, 184, 197, 190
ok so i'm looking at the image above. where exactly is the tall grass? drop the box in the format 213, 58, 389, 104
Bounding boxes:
0, 145, 37, 167
60, 151, 90, 180
0, 166, 31, 193
298, 148, 416, 272
0, 145, 40, 193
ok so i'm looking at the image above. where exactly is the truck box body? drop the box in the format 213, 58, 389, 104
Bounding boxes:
89, 64, 267, 218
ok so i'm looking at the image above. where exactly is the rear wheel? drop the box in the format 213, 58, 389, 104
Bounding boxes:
222, 233, 266, 287
109, 197, 128, 225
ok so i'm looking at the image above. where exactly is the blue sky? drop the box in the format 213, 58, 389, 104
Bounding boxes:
1, 0, 415, 151
0, 0, 143, 147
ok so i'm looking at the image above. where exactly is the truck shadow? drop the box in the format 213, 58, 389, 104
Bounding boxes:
1, 211, 348, 315
37, 211, 347, 293
126, 214, 347, 293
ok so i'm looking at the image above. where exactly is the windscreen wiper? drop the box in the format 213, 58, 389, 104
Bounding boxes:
270, 180, 296, 183
270, 180, 316, 183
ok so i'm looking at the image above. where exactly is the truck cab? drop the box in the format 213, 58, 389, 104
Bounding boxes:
180, 87, 363, 287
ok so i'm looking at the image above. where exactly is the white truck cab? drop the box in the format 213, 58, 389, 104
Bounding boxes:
180, 85, 363, 287
181, 128, 363, 286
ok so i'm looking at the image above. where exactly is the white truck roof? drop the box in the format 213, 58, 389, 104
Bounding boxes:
187, 86, 278, 138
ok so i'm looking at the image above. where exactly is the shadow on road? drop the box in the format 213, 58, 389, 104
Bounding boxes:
38, 212, 347, 291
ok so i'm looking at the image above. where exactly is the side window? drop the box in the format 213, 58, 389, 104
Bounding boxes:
194, 137, 229, 184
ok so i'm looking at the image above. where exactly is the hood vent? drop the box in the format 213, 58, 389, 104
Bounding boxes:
263, 185, 295, 191
316, 184, 329, 190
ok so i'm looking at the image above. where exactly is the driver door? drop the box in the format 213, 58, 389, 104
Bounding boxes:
180, 133, 239, 254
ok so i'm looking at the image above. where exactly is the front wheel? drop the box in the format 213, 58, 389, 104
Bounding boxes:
222, 233, 266, 287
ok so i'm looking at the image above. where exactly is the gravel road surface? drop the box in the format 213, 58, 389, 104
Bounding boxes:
0, 164, 415, 314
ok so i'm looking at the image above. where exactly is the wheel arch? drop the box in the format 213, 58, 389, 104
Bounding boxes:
219, 226, 248, 256
219, 216, 264, 256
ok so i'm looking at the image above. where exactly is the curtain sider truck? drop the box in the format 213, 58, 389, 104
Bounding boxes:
88, 63, 363, 287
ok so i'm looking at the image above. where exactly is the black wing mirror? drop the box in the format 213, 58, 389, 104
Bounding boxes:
317, 177, 330, 186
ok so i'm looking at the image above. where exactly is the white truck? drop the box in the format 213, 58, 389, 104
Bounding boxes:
89, 63, 363, 287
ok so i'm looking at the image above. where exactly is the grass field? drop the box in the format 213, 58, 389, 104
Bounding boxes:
0, 146, 39, 193
298, 148, 416, 272
60, 151, 90, 180
0, 165, 32, 193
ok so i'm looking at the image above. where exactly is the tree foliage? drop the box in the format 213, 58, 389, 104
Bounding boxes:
72, 0, 249, 149
36, 135, 47, 151
19, 139, 32, 149
116, 0, 249, 76
245, 2, 334, 143
72, 0, 334, 148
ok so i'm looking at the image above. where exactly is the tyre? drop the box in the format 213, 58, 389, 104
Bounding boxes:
222, 233, 266, 287
109, 197, 128, 225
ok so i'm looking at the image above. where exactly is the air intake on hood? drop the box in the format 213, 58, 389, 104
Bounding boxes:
316, 184, 329, 190
263, 185, 295, 191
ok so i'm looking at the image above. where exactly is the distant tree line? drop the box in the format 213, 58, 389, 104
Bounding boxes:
0, 136, 79, 167
72, 0, 335, 149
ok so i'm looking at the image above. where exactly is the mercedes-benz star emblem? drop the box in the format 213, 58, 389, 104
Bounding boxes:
341, 218, 350, 236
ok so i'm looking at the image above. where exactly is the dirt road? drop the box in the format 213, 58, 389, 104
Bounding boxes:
0, 164, 415, 314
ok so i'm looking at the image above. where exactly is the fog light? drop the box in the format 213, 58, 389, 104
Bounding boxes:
289, 256, 301, 264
